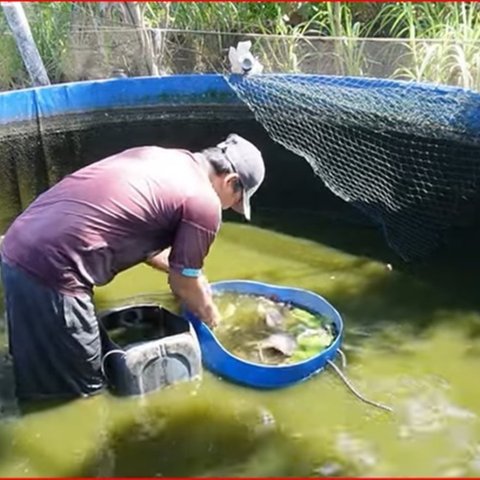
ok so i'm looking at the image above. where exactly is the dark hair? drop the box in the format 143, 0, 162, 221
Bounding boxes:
200, 147, 243, 192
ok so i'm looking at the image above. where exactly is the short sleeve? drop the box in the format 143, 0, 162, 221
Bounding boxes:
169, 194, 220, 277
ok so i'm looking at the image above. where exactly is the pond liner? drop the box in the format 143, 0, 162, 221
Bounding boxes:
2, 74, 480, 260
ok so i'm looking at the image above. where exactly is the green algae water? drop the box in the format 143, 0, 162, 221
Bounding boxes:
212, 292, 335, 364
1, 212, 480, 477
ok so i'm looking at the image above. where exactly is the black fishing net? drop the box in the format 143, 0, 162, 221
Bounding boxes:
227, 74, 480, 260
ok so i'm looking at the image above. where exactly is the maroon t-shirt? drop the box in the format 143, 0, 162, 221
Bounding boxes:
0, 146, 221, 295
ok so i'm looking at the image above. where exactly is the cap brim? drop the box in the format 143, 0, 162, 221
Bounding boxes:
232, 190, 251, 221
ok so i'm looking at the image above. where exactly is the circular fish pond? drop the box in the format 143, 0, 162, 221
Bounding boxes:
183, 280, 344, 389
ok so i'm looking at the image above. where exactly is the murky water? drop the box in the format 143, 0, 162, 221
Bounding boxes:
1, 211, 480, 477
213, 292, 335, 364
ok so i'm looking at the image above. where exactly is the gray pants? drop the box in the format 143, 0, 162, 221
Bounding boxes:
0, 258, 108, 401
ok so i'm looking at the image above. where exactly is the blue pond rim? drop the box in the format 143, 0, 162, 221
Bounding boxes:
183, 280, 344, 389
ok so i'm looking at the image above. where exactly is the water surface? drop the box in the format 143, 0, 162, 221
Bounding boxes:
0, 212, 479, 477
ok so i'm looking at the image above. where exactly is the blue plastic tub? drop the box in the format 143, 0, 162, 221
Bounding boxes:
183, 280, 344, 389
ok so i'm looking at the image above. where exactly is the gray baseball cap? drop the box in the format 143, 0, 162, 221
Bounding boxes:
216, 134, 265, 221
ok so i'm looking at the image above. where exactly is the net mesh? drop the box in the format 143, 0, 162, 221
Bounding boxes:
227, 74, 480, 260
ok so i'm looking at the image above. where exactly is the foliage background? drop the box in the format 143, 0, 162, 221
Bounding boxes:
1, 2, 480, 91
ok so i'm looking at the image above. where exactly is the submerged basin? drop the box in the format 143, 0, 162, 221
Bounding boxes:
98, 304, 202, 397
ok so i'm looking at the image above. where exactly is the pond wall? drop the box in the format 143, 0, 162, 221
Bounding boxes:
0, 74, 368, 233
2, 73, 480, 257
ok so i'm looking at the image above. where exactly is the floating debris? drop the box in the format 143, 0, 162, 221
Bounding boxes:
258, 332, 297, 356
213, 292, 335, 365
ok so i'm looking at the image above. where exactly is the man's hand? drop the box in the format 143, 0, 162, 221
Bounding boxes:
204, 303, 221, 329
168, 270, 220, 328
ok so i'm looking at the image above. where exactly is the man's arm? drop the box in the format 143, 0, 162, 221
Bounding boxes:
146, 247, 218, 326
166, 193, 221, 327
145, 248, 171, 273
168, 269, 220, 328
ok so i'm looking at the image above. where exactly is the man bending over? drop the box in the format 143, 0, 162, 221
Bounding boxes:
0, 134, 265, 401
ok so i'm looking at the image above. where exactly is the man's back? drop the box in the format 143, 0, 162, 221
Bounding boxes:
1, 146, 221, 294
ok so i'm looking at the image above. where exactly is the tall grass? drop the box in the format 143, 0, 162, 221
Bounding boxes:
0, 2, 72, 88
378, 2, 480, 89
1, 2, 480, 90
25, 2, 72, 82
143, 3, 309, 73
0, 32, 25, 89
